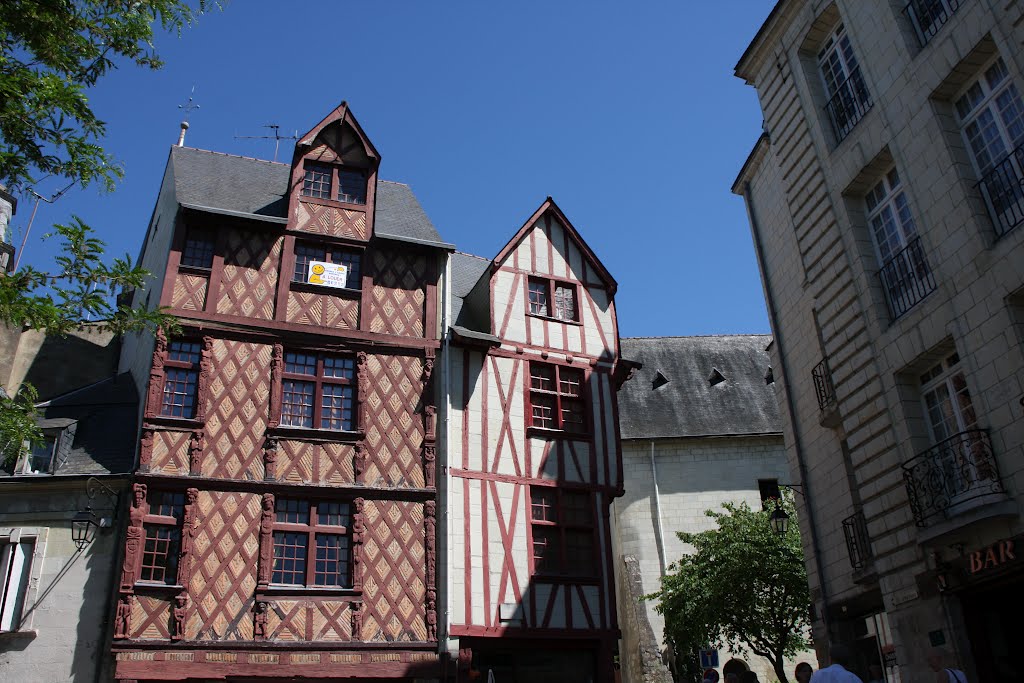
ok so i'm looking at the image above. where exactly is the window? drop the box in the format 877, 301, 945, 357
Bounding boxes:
301, 163, 367, 205
920, 352, 977, 443
955, 56, 1024, 237
758, 479, 782, 509
280, 352, 356, 431
19, 436, 55, 474
292, 243, 362, 290
866, 168, 935, 318
271, 499, 352, 587
140, 491, 185, 584
161, 341, 201, 419
527, 277, 578, 322
530, 488, 595, 576
0, 538, 34, 631
180, 229, 215, 269
818, 23, 871, 141
904, 0, 962, 47
528, 363, 586, 434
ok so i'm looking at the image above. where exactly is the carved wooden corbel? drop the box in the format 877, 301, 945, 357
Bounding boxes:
350, 600, 363, 641
422, 444, 436, 489
352, 498, 366, 591
256, 493, 275, 589
114, 594, 135, 639
253, 600, 269, 641
188, 430, 204, 476
120, 483, 147, 592
172, 594, 188, 641
144, 329, 168, 419
175, 488, 200, 591
138, 429, 154, 473
354, 441, 367, 484
424, 500, 437, 591
263, 435, 279, 481
268, 343, 283, 428
194, 336, 213, 421
356, 351, 368, 430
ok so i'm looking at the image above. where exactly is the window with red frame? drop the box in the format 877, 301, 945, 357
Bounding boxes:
292, 242, 362, 290
180, 229, 215, 269
528, 362, 586, 433
527, 277, 578, 322
161, 341, 201, 418
140, 491, 185, 584
530, 488, 595, 576
271, 498, 352, 587
280, 352, 356, 431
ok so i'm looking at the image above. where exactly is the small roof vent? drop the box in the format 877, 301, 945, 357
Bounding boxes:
652, 371, 670, 390
708, 368, 726, 387
765, 366, 774, 385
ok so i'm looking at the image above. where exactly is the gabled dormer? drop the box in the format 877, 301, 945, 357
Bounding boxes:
287, 102, 380, 241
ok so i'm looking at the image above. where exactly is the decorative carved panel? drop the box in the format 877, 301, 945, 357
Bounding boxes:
276, 440, 356, 485
294, 203, 368, 240
201, 340, 271, 481
360, 500, 426, 642
185, 491, 261, 641
215, 228, 281, 320
264, 600, 353, 641
285, 290, 359, 329
149, 430, 191, 475
363, 354, 424, 488
144, 329, 167, 420
368, 250, 427, 337
171, 273, 208, 311
130, 594, 173, 640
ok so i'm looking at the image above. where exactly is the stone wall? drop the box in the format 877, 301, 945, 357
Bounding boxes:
617, 554, 672, 683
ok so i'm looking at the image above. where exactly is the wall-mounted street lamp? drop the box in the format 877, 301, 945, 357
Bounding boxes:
768, 483, 804, 536
72, 477, 118, 550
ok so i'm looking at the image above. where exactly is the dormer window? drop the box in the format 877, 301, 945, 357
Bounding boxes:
528, 277, 578, 322
302, 164, 333, 199
301, 163, 367, 205
20, 437, 56, 474
337, 169, 366, 205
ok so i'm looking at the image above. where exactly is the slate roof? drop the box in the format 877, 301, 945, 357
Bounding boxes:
168, 146, 450, 248
618, 335, 781, 440
450, 251, 491, 329
0, 373, 139, 478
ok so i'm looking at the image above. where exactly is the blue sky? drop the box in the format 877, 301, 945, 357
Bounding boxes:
11, 1, 776, 338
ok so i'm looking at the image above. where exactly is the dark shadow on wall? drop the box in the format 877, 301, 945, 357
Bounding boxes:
21, 333, 120, 401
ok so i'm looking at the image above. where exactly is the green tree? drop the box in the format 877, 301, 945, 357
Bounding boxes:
648, 496, 811, 683
0, 0, 209, 463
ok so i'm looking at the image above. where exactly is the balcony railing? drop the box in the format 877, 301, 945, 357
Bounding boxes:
903, 0, 963, 47
842, 510, 872, 570
879, 236, 936, 320
824, 66, 872, 142
812, 358, 836, 412
977, 142, 1024, 239
902, 429, 1004, 527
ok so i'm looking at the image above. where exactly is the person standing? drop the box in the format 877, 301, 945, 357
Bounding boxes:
927, 648, 967, 683
809, 645, 863, 683
865, 663, 884, 683
795, 661, 814, 683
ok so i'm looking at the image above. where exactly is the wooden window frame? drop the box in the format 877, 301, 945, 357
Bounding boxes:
161, 340, 202, 419
529, 486, 596, 578
179, 228, 215, 270
271, 498, 353, 588
279, 352, 356, 432
291, 241, 363, 291
300, 162, 368, 208
527, 276, 580, 323
527, 361, 587, 435
0, 536, 36, 631
138, 491, 185, 586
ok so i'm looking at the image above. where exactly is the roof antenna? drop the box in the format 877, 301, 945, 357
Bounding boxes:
177, 87, 200, 147
235, 124, 299, 162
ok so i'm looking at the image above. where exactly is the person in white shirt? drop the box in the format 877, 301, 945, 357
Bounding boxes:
927, 648, 967, 683
809, 644, 863, 683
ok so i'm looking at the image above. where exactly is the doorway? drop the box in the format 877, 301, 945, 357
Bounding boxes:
960, 574, 1024, 681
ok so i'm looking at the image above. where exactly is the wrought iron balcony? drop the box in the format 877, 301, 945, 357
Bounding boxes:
879, 236, 936, 320
977, 142, 1024, 239
824, 66, 872, 142
903, 0, 963, 47
842, 510, 872, 570
812, 358, 836, 412
902, 429, 1004, 527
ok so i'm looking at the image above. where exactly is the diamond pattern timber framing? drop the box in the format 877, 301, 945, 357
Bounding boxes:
215, 228, 281, 320
277, 440, 356, 485
186, 491, 261, 641
264, 599, 353, 641
368, 250, 428, 337
130, 594, 173, 640
150, 429, 192, 475
294, 203, 368, 240
363, 354, 424, 488
172, 273, 209, 311
285, 290, 359, 329
360, 500, 426, 642
202, 340, 272, 481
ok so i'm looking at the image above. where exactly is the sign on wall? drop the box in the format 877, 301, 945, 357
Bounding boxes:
306, 260, 349, 289
699, 649, 719, 669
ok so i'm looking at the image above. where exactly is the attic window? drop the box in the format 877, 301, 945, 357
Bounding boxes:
302, 163, 332, 199
337, 168, 366, 204
765, 366, 775, 385
708, 368, 726, 387
652, 371, 669, 390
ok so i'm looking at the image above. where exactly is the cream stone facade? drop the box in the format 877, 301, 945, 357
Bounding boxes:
734, 2, 1024, 681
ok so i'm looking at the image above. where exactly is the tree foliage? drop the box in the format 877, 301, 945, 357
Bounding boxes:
0, 384, 41, 466
648, 496, 811, 683
1, 0, 214, 192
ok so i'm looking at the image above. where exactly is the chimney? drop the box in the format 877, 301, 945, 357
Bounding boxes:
177, 120, 190, 147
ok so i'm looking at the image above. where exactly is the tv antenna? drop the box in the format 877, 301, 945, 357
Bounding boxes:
177, 87, 200, 146
235, 124, 299, 162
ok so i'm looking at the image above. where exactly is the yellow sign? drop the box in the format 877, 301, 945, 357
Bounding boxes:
306, 260, 349, 289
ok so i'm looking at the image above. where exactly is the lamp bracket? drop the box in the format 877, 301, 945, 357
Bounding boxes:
86, 476, 119, 510
779, 483, 805, 498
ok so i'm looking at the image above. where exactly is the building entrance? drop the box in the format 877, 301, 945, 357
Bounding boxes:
960, 573, 1024, 681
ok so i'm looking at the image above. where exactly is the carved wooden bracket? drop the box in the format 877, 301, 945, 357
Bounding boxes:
423, 444, 436, 489
176, 488, 200, 591
253, 600, 269, 641
188, 430, 204, 476
356, 351, 368, 431
138, 429, 154, 473
113, 594, 135, 639
143, 329, 167, 419
426, 587, 437, 641
195, 336, 213, 422
424, 499, 437, 592
171, 594, 188, 641
268, 343, 283, 428
263, 436, 279, 481
424, 405, 436, 442
120, 483, 147, 592
352, 497, 366, 591
350, 600, 363, 641
354, 441, 367, 484
256, 493, 275, 589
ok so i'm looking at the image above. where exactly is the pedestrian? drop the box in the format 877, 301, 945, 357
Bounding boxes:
795, 661, 814, 683
740, 671, 759, 683
724, 673, 739, 683
809, 644, 863, 683
703, 670, 720, 683
926, 648, 967, 683
865, 663, 884, 683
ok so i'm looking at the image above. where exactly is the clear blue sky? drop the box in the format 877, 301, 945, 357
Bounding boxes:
11, 1, 776, 338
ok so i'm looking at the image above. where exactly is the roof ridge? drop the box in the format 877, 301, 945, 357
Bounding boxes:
378, 179, 410, 187
453, 251, 489, 261
174, 145, 289, 166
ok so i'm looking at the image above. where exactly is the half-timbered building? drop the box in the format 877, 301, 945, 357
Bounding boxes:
444, 200, 632, 682
112, 103, 450, 681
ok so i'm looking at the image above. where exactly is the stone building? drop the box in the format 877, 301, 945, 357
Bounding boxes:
734, 2, 1024, 681
612, 335, 810, 683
